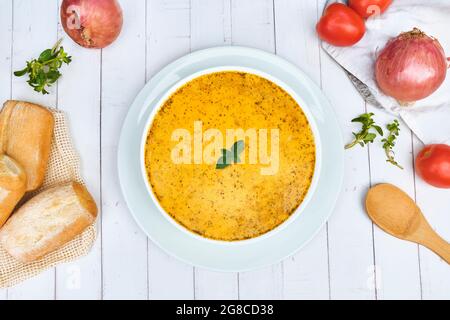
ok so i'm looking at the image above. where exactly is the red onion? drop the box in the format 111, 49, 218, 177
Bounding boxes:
61, 0, 123, 49
375, 28, 448, 104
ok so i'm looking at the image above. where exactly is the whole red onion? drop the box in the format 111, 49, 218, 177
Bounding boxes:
375, 28, 448, 104
61, 0, 123, 49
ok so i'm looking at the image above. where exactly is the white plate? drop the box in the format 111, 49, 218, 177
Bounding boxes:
118, 46, 344, 272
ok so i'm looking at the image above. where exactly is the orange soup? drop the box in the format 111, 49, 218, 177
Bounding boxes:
145, 71, 315, 241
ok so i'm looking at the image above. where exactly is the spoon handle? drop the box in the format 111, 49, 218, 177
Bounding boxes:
420, 231, 450, 264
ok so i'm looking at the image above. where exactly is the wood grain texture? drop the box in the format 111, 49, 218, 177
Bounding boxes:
0, 0, 12, 302
367, 184, 450, 263
191, 0, 231, 50
230, 0, 285, 300
55, 0, 102, 300
0, 0, 448, 300
413, 136, 450, 299
190, 0, 238, 300
194, 269, 239, 300
101, 0, 148, 300
366, 110, 422, 299
317, 0, 376, 300
274, 0, 330, 300
146, 0, 195, 300
7, 0, 58, 300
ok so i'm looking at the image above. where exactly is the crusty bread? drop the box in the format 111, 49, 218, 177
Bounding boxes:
0, 182, 97, 263
0, 100, 54, 191
0, 154, 27, 227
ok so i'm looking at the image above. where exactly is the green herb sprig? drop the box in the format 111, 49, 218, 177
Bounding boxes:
345, 113, 403, 170
382, 120, 403, 169
14, 39, 72, 95
345, 113, 383, 149
216, 140, 244, 169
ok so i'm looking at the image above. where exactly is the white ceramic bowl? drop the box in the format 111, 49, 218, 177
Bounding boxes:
118, 46, 343, 271
140, 66, 322, 245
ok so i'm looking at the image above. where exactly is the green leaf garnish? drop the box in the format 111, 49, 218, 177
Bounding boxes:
14, 38, 72, 95
382, 119, 403, 169
345, 113, 383, 149
231, 140, 244, 163
216, 140, 244, 169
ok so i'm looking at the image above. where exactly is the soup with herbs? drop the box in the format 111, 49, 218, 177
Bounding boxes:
144, 71, 315, 241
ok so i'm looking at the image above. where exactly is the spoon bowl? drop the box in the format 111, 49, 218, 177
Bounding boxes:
366, 183, 450, 264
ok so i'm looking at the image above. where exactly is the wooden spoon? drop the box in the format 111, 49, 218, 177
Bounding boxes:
366, 183, 450, 264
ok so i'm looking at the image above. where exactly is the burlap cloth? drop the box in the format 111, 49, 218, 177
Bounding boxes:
0, 108, 97, 288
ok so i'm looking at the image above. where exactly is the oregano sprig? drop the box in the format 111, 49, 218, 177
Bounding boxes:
345, 113, 403, 170
382, 120, 403, 169
345, 113, 383, 149
14, 38, 72, 95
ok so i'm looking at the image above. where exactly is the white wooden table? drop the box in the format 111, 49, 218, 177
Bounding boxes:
0, 0, 449, 300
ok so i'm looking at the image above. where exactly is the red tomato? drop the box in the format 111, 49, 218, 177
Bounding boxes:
348, 0, 392, 19
416, 144, 450, 188
316, 3, 366, 47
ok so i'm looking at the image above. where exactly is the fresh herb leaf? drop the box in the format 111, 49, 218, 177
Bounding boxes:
345, 113, 383, 149
382, 119, 403, 169
215, 158, 229, 169
13, 67, 28, 77
14, 38, 72, 95
216, 149, 233, 169
232, 140, 245, 153
39, 49, 53, 62
231, 140, 244, 163
216, 140, 245, 169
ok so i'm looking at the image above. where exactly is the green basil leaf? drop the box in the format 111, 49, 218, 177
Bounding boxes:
231, 140, 244, 163
216, 157, 230, 169
232, 140, 244, 154
216, 141, 245, 169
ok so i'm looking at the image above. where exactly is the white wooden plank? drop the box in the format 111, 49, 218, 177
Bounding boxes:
189, 0, 239, 300
0, 1, 12, 99
367, 110, 421, 299
7, 0, 58, 300
274, 0, 330, 300
148, 253, 194, 300
191, 0, 231, 50
230, 0, 274, 49
194, 269, 239, 300
413, 137, 450, 300
0, 0, 446, 301
317, 0, 376, 300
146, 0, 191, 77
101, 0, 148, 300
146, 0, 195, 300
54, 0, 102, 300
323, 67, 376, 300
239, 265, 283, 300
0, 0, 12, 301
229, 0, 286, 299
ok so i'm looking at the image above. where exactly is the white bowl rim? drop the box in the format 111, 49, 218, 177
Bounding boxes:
139, 66, 322, 246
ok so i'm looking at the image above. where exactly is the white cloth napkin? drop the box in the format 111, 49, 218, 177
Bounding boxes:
323, 0, 450, 144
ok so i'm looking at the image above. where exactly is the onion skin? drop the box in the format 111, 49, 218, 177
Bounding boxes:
375, 28, 448, 104
61, 0, 123, 49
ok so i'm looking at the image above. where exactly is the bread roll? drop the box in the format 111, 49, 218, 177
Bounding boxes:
0, 100, 54, 191
0, 182, 97, 263
0, 154, 27, 227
